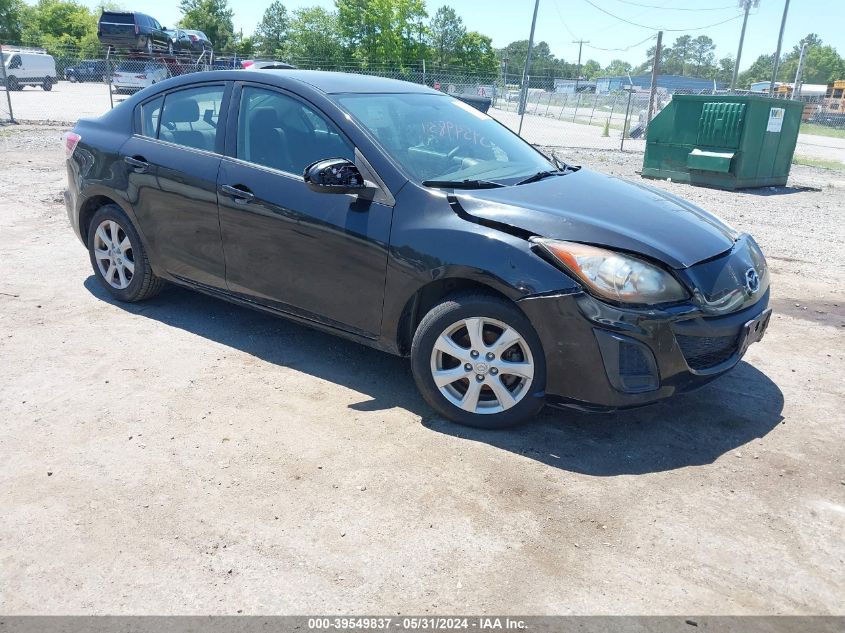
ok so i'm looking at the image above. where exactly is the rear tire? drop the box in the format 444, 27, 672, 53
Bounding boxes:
145, 37, 153, 54
411, 292, 546, 429
42, 77, 52, 91
7, 76, 20, 91
87, 204, 164, 302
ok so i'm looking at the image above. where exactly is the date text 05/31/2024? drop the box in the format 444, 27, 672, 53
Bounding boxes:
307, 617, 527, 630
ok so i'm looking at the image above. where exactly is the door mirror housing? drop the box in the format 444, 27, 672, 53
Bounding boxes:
304, 158, 368, 195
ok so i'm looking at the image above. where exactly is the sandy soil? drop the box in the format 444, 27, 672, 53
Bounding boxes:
0, 126, 843, 614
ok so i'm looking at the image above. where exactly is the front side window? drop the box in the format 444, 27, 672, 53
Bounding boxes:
237, 86, 354, 174
335, 93, 554, 184
151, 85, 224, 151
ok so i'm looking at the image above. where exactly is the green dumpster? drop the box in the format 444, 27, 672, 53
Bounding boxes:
642, 94, 804, 190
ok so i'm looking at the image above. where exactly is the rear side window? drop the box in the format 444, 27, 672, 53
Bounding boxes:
157, 85, 225, 152
139, 95, 163, 138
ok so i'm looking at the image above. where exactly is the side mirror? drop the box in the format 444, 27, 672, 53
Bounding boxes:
304, 158, 368, 194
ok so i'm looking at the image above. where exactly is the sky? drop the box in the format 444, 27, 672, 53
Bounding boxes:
69, 0, 845, 73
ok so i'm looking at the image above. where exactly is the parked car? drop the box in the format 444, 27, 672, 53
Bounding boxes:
164, 28, 194, 55
64, 60, 108, 83
110, 61, 169, 93
182, 30, 213, 54
243, 59, 296, 70
1, 49, 57, 91
63, 71, 771, 428
98, 11, 171, 54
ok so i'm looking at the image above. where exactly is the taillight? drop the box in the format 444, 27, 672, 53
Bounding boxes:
63, 131, 81, 159
135, 23, 140, 35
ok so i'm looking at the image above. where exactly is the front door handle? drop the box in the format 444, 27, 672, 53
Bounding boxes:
220, 184, 255, 204
124, 156, 149, 173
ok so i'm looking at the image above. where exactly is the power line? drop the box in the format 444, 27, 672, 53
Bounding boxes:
552, 1, 579, 40
581, 0, 744, 31
608, 0, 738, 10
585, 33, 657, 52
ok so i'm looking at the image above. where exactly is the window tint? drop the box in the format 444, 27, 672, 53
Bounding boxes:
139, 95, 163, 138
237, 86, 354, 174
156, 85, 225, 152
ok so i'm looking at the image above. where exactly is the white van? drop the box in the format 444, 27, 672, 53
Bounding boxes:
2, 49, 58, 91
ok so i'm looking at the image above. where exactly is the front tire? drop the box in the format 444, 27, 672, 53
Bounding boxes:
7, 76, 20, 91
411, 293, 546, 429
42, 77, 52, 91
87, 205, 164, 302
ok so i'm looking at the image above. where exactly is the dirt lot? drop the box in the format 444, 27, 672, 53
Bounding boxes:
0, 125, 843, 614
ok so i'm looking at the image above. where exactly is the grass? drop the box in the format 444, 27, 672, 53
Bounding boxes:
792, 154, 845, 171
799, 123, 845, 139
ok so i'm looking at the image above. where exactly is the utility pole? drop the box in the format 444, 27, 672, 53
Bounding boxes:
645, 30, 663, 133
792, 41, 808, 100
572, 39, 590, 94
769, 0, 790, 95
517, 0, 540, 133
731, 0, 757, 92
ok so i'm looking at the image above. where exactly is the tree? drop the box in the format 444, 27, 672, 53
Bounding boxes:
453, 31, 496, 78
712, 55, 735, 83
581, 59, 601, 80
428, 5, 464, 67
690, 35, 716, 76
336, 0, 427, 67
777, 34, 845, 84
737, 53, 775, 86
603, 59, 632, 77
0, 0, 26, 42
178, 0, 234, 52
255, 0, 288, 58
286, 6, 345, 67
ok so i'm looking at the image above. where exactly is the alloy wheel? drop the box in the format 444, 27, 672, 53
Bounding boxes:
93, 219, 135, 290
429, 317, 534, 415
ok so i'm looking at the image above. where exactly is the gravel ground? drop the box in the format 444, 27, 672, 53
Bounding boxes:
1, 126, 843, 615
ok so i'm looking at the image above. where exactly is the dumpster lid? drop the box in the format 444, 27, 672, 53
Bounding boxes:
687, 148, 735, 173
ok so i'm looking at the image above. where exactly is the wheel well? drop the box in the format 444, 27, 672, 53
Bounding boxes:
396, 278, 513, 356
78, 195, 119, 243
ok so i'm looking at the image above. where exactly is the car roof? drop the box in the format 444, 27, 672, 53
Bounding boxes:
165, 69, 442, 95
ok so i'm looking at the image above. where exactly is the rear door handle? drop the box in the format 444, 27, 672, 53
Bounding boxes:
124, 156, 149, 173
220, 184, 255, 204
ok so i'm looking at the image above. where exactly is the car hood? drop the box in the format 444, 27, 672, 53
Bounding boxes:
453, 168, 737, 269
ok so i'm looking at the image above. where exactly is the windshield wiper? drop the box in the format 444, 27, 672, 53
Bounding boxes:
515, 170, 567, 186
422, 179, 505, 189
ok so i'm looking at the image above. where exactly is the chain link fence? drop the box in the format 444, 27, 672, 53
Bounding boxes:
1, 42, 844, 154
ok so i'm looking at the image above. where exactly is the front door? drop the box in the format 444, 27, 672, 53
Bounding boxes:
217, 84, 393, 337
121, 83, 229, 288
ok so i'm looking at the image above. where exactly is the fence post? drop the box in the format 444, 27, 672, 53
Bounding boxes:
588, 94, 598, 126
544, 91, 553, 116
621, 89, 633, 151
0, 43, 15, 123
555, 93, 565, 120
608, 93, 618, 124
572, 92, 582, 122
106, 47, 114, 110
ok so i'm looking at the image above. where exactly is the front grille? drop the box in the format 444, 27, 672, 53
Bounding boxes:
675, 333, 738, 370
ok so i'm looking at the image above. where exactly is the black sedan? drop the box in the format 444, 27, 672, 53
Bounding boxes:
63, 71, 771, 428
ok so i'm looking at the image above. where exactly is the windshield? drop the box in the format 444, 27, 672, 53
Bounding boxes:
335, 93, 554, 184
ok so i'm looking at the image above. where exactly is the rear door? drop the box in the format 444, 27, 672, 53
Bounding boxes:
120, 82, 231, 288
217, 82, 393, 337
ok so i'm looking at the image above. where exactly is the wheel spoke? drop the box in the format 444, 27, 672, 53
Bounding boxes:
464, 317, 486, 351
496, 360, 534, 380
96, 225, 112, 248
105, 262, 116, 284
491, 327, 522, 356
460, 379, 482, 412
434, 334, 471, 363
108, 221, 120, 246
122, 258, 135, 274
94, 248, 110, 261
432, 365, 468, 388
119, 237, 131, 253
116, 264, 128, 288
487, 376, 516, 409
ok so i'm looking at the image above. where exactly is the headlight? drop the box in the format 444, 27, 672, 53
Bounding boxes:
532, 238, 689, 304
